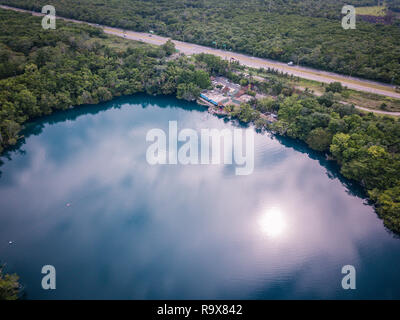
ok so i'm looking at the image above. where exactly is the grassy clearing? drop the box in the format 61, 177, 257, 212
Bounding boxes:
248, 67, 400, 113
89, 33, 157, 52
290, 78, 325, 95
344, 90, 400, 112
356, 5, 387, 16
357, 108, 400, 118
290, 78, 400, 112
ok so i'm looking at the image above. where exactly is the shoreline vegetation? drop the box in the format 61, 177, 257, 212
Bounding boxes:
0, 265, 20, 300
0, 9, 399, 236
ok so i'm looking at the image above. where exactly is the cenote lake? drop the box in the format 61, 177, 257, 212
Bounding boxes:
0, 94, 399, 299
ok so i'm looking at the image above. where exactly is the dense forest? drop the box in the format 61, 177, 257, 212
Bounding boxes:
0, 10, 215, 153
1, 0, 400, 84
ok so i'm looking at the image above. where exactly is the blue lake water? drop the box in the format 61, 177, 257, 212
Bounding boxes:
0, 94, 399, 299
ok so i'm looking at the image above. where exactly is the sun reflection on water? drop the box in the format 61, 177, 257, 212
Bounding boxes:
259, 207, 286, 238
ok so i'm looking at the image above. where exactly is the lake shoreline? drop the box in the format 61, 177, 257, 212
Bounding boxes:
0, 93, 387, 236
1, 94, 400, 299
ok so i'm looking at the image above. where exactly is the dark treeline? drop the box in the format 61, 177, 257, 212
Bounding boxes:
1, 0, 400, 84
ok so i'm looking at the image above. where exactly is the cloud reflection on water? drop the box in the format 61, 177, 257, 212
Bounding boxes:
0, 96, 399, 299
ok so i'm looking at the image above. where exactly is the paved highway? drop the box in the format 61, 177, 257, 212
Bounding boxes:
104, 26, 400, 99
2, 4, 400, 116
